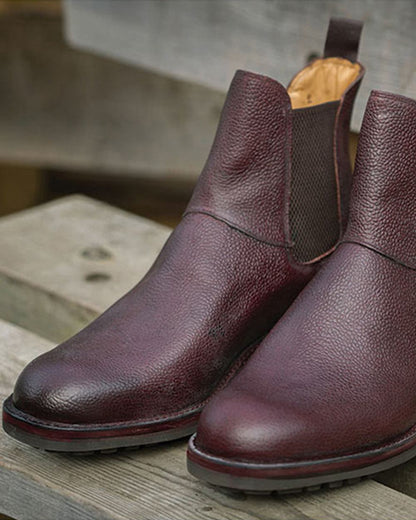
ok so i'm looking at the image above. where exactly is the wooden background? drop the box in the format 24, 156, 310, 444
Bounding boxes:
65, 0, 416, 133
1, 0, 415, 185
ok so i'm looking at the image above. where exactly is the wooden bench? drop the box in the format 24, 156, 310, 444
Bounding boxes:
1, 196, 416, 519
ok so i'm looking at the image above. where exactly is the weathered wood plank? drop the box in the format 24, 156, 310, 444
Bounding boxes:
64, 0, 416, 132
375, 460, 416, 500
2, 319, 416, 520
0, 9, 223, 178
0, 195, 170, 342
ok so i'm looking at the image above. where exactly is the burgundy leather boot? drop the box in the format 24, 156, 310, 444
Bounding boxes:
188, 90, 416, 493
3, 19, 364, 453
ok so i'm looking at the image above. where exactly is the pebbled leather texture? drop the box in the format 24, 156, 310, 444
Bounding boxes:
195, 90, 416, 463
12, 71, 318, 427
13, 212, 314, 425
344, 91, 416, 268
186, 70, 292, 246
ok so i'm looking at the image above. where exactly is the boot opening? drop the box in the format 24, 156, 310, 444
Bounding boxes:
288, 57, 362, 109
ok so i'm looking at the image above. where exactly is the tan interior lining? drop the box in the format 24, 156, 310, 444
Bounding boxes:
288, 57, 362, 109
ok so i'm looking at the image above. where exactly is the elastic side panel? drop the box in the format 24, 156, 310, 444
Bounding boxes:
289, 101, 340, 263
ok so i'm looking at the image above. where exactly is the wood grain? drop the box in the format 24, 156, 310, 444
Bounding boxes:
0, 196, 170, 342
64, 0, 416, 133
0, 10, 223, 179
2, 319, 416, 520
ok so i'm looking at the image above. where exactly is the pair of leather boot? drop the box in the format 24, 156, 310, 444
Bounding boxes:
4, 18, 415, 493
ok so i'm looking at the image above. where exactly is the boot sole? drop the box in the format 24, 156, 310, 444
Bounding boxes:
187, 428, 416, 494
3, 395, 198, 453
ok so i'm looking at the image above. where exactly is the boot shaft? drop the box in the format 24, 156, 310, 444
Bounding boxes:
185, 70, 292, 247
289, 16, 364, 247
344, 91, 416, 269
186, 18, 364, 264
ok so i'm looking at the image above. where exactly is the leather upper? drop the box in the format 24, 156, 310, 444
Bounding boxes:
195, 91, 416, 462
12, 71, 316, 426
186, 70, 292, 246
14, 212, 313, 425
344, 91, 416, 268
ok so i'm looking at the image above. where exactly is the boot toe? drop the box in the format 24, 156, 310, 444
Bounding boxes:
12, 352, 102, 425
195, 388, 318, 463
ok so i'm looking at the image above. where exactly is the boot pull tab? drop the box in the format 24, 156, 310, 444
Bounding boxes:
323, 17, 363, 62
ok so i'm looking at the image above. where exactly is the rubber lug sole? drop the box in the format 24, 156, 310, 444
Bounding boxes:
187, 432, 416, 493
212, 475, 370, 496
2, 395, 198, 453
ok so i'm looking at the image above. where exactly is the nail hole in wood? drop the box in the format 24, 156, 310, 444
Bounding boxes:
81, 246, 112, 261
85, 272, 111, 283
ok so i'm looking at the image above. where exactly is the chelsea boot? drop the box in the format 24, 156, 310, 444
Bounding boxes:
3, 18, 364, 453
188, 90, 416, 493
